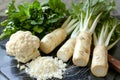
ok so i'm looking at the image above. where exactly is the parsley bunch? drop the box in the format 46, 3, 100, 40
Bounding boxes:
0, 0, 68, 39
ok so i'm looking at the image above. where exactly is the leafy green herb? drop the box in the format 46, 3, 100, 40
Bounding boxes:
0, 0, 68, 40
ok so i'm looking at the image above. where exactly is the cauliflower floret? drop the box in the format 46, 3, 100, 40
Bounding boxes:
6, 31, 40, 63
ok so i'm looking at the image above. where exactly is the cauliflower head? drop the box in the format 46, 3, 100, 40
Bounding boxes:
6, 31, 40, 63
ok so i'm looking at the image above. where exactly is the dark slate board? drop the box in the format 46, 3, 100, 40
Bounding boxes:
0, 16, 120, 80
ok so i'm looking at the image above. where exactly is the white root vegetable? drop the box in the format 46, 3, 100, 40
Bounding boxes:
57, 38, 76, 62
91, 17, 120, 77
40, 17, 78, 54
72, 31, 92, 66
72, 12, 102, 66
40, 28, 67, 54
57, 24, 79, 62
91, 45, 108, 77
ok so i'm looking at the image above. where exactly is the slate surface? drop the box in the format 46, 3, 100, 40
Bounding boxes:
0, 16, 120, 80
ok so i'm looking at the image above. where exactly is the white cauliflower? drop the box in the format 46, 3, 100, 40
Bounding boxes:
6, 31, 40, 63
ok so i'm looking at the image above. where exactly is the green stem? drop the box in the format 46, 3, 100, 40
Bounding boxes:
103, 23, 109, 42
80, 13, 83, 31
93, 32, 97, 46
89, 12, 102, 34
107, 38, 120, 50
98, 25, 105, 45
61, 16, 71, 28
105, 25, 117, 46
65, 19, 77, 30
83, 12, 92, 31
66, 21, 78, 35
70, 24, 79, 38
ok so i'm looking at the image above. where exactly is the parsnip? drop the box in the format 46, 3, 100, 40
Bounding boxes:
72, 12, 102, 66
72, 31, 92, 66
40, 17, 78, 54
91, 46, 108, 77
40, 28, 67, 54
57, 24, 79, 62
57, 38, 76, 62
91, 17, 120, 77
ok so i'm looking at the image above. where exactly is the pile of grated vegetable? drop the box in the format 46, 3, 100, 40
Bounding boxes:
25, 56, 67, 80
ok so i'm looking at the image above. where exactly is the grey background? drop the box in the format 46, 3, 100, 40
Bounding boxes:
0, 0, 120, 16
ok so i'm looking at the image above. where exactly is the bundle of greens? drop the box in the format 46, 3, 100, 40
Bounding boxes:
0, 0, 68, 40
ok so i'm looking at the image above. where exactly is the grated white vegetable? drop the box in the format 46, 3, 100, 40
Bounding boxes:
25, 56, 66, 80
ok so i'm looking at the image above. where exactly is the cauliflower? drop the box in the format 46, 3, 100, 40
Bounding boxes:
6, 31, 40, 63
